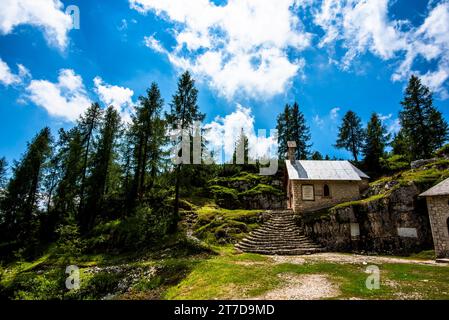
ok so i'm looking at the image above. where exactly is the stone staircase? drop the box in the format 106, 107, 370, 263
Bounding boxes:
235, 210, 324, 255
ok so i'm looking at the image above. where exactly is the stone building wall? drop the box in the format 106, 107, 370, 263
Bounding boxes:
290, 180, 361, 213
299, 183, 433, 255
425, 196, 449, 258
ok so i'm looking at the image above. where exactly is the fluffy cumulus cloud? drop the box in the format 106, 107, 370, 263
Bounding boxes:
93, 77, 135, 122
26, 69, 91, 121
312, 0, 449, 97
0, 0, 72, 49
204, 105, 277, 162
131, 0, 311, 99
0, 58, 30, 86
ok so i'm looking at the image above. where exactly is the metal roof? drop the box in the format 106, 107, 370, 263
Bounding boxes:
420, 177, 449, 197
285, 160, 370, 181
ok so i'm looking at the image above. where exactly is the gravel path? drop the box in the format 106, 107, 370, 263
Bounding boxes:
252, 273, 340, 300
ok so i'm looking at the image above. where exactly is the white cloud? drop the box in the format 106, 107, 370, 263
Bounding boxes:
378, 113, 392, 121
313, 0, 449, 98
330, 107, 340, 120
93, 77, 135, 122
131, 0, 311, 100
0, 58, 23, 86
0, 0, 73, 49
26, 69, 91, 121
144, 35, 166, 53
313, 115, 325, 128
204, 104, 277, 162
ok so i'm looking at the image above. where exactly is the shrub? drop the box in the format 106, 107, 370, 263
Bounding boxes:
381, 155, 410, 173
209, 185, 240, 209
55, 224, 85, 259
435, 144, 449, 158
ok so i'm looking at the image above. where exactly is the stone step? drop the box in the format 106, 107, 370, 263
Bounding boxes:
236, 241, 320, 249
235, 247, 324, 256
235, 210, 324, 256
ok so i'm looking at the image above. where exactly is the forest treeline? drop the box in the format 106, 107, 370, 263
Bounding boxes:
276, 75, 449, 176
0, 73, 447, 260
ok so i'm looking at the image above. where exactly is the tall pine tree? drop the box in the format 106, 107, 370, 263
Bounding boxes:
128, 82, 167, 205
166, 72, 205, 230
276, 102, 311, 160
335, 110, 365, 162
362, 113, 390, 173
399, 75, 448, 160
0, 128, 52, 250
85, 106, 121, 229
291, 102, 311, 159
77, 103, 102, 231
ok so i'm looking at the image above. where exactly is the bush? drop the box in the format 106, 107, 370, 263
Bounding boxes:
55, 224, 85, 259
435, 144, 449, 158
209, 185, 240, 209
381, 155, 410, 173
87, 204, 174, 252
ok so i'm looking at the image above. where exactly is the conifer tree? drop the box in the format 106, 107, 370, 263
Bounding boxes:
0, 128, 52, 248
276, 104, 292, 159
362, 113, 390, 173
128, 82, 167, 205
77, 103, 102, 226
311, 151, 323, 160
166, 72, 205, 230
335, 110, 365, 162
291, 102, 311, 159
52, 128, 84, 224
276, 102, 311, 160
399, 75, 448, 160
85, 106, 121, 229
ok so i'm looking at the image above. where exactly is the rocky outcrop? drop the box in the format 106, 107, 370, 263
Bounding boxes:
300, 182, 433, 255
209, 173, 286, 210
236, 210, 324, 255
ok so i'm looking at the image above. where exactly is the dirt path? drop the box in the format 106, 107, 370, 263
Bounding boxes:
270, 252, 440, 266
252, 273, 340, 300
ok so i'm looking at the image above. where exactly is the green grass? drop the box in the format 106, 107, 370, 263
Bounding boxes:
332, 194, 386, 210
165, 251, 449, 300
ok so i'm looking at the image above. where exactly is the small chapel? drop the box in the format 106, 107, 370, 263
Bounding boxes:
285, 142, 370, 213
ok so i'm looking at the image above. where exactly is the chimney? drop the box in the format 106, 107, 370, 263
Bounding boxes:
287, 141, 297, 161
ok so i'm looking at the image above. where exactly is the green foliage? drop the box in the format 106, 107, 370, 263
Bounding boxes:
240, 184, 283, 197
381, 154, 410, 173
193, 205, 262, 244
435, 144, 449, 158
55, 224, 85, 259
0, 127, 52, 253
276, 102, 311, 159
399, 75, 448, 160
335, 110, 365, 162
209, 185, 240, 209
362, 113, 390, 174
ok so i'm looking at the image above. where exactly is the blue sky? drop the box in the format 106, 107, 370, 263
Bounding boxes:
1, 0, 449, 164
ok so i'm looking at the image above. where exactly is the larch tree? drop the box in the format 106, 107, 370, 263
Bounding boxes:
128, 82, 166, 206
85, 106, 121, 229
165, 71, 205, 231
77, 103, 102, 230
335, 110, 365, 162
0, 128, 52, 249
